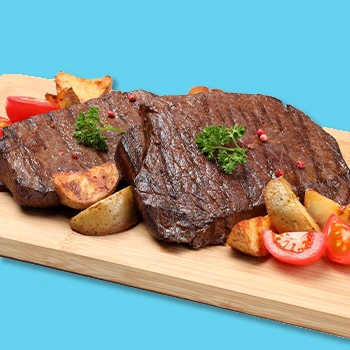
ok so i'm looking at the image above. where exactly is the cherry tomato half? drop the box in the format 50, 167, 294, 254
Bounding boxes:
5, 96, 60, 122
323, 214, 350, 264
262, 230, 327, 266
0, 116, 13, 138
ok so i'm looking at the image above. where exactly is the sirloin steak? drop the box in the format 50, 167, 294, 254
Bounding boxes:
0, 90, 156, 207
116, 92, 350, 249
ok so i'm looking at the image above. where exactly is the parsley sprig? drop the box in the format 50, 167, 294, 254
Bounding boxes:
73, 106, 125, 151
195, 124, 248, 174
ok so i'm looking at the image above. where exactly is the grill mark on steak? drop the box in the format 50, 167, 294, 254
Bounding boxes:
286, 104, 350, 204
116, 92, 350, 249
0, 90, 156, 207
286, 106, 319, 189
232, 106, 265, 208
250, 99, 317, 198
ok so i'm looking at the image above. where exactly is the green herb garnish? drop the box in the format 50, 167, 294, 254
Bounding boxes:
73, 106, 125, 151
195, 124, 248, 174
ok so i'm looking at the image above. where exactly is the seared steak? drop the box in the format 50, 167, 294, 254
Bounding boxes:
116, 92, 350, 248
0, 90, 156, 207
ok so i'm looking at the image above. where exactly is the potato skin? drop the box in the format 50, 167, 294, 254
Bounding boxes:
304, 188, 350, 228
263, 176, 320, 233
69, 186, 141, 236
45, 72, 112, 108
45, 87, 80, 109
52, 162, 120, 210
226, 215, 273, 257
54, 71, 113, 103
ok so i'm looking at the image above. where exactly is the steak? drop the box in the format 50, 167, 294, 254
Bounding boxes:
0, 89, 156, 207
116, 92, 350, 249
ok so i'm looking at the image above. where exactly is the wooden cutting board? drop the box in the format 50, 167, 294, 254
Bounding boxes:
1, 74, 350, 338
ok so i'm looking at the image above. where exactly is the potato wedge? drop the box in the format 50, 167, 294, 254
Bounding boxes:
55, 71, 113, 103
69, 186, 141, 236
45, 87, 80, 109
226, 215, 273, 257
188, 86, 224, 94
264, 176, 321, 233
52, 162, 120, 210
304, 188, 350, 228
188, 86, 210, 94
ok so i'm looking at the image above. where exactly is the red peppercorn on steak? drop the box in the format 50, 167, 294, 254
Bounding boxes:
116, 92, 350, 248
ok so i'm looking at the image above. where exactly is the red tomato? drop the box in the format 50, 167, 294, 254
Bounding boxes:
262, 230, 327, 266
0, 116, 13, 137
5, 96, 60, 122
323, 214, 350, 264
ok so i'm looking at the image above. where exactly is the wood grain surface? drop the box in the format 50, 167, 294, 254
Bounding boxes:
1, 74, 350, 338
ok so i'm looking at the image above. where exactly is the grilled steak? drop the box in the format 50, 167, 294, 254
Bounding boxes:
0, 90, 156, 207
116, 92, 350, 248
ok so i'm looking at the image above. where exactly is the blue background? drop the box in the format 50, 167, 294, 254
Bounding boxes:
1, 1, 350, 348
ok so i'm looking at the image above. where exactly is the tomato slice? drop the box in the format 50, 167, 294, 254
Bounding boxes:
323, 214, 350, 264
0, 116, 13, 137
5, 96, 60, 122
262, 230, 327, 266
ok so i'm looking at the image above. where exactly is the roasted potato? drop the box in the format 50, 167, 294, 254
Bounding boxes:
54, 71, 113, 103
188, 86, 210, 94
304, 188, 350, 228
188, 86, 224, 94
52, 162, 120, 210
264, 177, 321, 233
226, 215, 273, 257
45, 87, 80, 109
69, 186, 141, 236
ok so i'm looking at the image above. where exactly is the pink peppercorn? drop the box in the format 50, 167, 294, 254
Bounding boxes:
257, 128, 265, 137
259, 134, 268, 142
296, 160, 305, 169
71, 153, 78, 159
107, 110, 115, 117
275, 168, 284, 177
128, 93, 137, 102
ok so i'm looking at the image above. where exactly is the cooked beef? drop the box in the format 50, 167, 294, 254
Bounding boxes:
116, 92, 350, 248
0, 90, 156, 207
